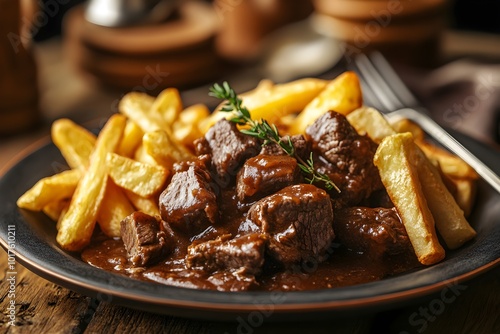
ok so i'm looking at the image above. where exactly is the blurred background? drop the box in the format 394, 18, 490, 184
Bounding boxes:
0, 0, 499, 144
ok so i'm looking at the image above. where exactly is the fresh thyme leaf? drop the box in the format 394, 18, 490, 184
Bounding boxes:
210, 81, 340, 193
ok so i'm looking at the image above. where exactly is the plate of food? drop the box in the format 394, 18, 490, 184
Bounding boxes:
1, 72, 499, 321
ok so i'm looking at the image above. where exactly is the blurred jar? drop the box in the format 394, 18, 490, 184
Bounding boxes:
312, 0, 451, 66
214, 0, 314, 62
0, 0, 40, 135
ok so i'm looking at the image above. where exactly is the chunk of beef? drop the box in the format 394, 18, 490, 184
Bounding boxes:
186, 233, 266, 276
334, 207, 412, 261
306, 111, 383, 206
194, 119, 261, 187
120, 212, 170, 267
159, 166, 218, 236
236, 154, 302, 202
248, 184, 335, 265
260, 135, 311, 161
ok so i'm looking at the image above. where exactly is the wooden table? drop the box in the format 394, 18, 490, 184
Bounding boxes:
1, 32, 500, 334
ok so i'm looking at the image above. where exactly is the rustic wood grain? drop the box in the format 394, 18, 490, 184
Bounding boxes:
0, 249, 94, 334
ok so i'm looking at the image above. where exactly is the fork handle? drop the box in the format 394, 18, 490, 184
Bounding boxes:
391, 108, 500, 194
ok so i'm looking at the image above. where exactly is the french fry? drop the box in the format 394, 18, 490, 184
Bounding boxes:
390, 119, 425, 141
17, 169, 81, 211
42, 199, 70, 222
125, 190, 160, 217
119, 91, 167, 132
57, 114, 127, 251
117, 120, 143, 158
106, 152, 169, 197
374, 133, 445, 265
289, 72, 363, 134
412, 146, 476, 249
418, 142, 478, 180
152, 88, 183, 126
450, 177, 477, 218
201, 78, 328, 133
173, 104, 210, 148
97, 181, 135, 237
346, 106, 396, 143
51, 119, 96, 169
143, 130, 193, 168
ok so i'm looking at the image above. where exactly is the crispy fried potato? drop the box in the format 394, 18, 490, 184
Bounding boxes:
202, 78, 328, 133
152, 88, 183, 126
125, 190, 160, 217
97, 181, 135, 237
117, 120, 143, 158
17, 169, 81, 211
346, 106, 395, 143
57, 114, 127, 251
143, 130, 193, 168
289, 71, 363, 134
51, 119, 96, 169
390, 119, 425, 141
42, 199, 70, 222
412, 146, 476, 249
418, 142, 478, 179
374, 133, 445, 265
173, 104, 210, 148
106, 152, 169, 197
449, 177, 477, 218
119, 91, 167, 132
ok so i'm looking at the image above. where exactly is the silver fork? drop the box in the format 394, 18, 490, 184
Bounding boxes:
352, 52, 500, 194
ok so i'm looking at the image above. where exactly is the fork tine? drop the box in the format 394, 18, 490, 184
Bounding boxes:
369, 52, 419, 108
353, 53, 403, 112
353, 70, 386, 112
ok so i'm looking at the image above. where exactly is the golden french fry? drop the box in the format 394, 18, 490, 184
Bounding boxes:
390, 119, 425, 141
449, 177, 477, 218
125, 190, 160, 217
173, 104, 210, 147
412, 146, 476, 249
97, 181, 135, 237
374, 133, 445, 265
143, 130, 193, 168
51, 119, 96, 169
133, 142, 158, 165
289, 72, 363, 134
42, 199, 70, 222
17, 169, 81, 211
346, 106, 396, 143
106, 152, 169, 197
152, 88, 183, 126
202, 78, 328, 133
119, 91, 167, 132
418, 142, 478, 179
57, 114, 127, 251
117, 120, 143, 158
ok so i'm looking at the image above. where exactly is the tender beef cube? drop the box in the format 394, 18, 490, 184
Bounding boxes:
260, 135, 311, 161
334, 207, 412, 260
121, 212, 171, 267
248, 184, 335, 265
159, 166, 218, 236
186, 233, 266, 276
306, 111, 383, 205
194, 119, 261, 186
236, 154, 302, 202
172, 154, 211, 174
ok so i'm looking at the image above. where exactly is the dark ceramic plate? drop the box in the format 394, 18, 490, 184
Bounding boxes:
0, 130, 499, 321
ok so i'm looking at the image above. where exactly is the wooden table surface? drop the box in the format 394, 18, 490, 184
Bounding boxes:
1, 32, 500, 334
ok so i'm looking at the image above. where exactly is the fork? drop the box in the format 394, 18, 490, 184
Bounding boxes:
352, 51, 500, 194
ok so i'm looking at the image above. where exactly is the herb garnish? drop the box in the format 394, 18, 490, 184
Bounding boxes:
209, 81, 340, 193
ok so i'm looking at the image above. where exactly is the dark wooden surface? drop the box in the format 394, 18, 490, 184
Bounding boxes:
1, 33, 500, 334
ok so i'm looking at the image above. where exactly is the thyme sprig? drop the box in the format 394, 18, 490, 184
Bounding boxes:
209, 82, 340, 193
